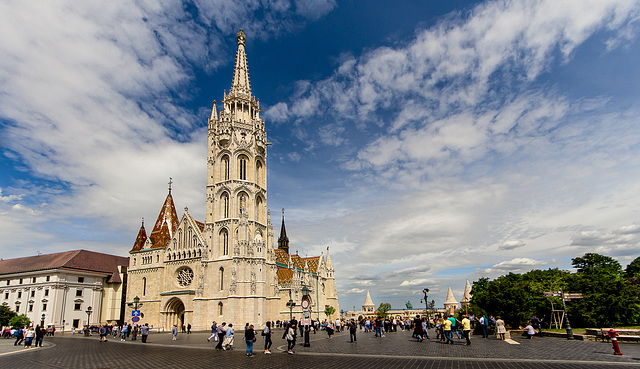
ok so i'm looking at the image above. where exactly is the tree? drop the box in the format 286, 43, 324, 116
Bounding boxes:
625, 256, 640, 279
572, 253, 622, 278
324, 305, 336, 318
9, 314, 30, 329
0, 305, 17, 328
376, 303, 392, 318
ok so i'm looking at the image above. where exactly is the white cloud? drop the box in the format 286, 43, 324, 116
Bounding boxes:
483, 258, 549, 274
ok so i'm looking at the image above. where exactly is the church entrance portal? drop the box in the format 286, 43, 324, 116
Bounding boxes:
164, 298, 185, 330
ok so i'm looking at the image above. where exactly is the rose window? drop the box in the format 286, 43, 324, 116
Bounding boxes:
176, 267, 194, 287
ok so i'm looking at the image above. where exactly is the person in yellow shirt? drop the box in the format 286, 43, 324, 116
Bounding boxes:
443, 316, 453, 344
461, 315, 471, 345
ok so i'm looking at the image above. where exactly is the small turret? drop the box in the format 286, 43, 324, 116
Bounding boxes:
277, 208, 290, 254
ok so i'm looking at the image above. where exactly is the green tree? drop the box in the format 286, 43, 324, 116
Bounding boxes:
625, 256, 640, 279
0, 305, 17, 328
9, 314, 30, 329
376, 303, 392, 318
572, 253, 622, 277
324, 305, 336, 318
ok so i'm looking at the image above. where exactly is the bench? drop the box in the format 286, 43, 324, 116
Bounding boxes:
599, 328, 640, 342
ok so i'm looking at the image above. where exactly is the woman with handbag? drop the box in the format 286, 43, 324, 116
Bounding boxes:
262, 321, 272, 354
245, 324, 256, 357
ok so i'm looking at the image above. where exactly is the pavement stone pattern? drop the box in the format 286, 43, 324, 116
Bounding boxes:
1, 329, 639, 368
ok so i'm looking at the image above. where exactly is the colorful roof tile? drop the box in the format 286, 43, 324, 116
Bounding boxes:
277, 268, 293, 284
149, 191, 179, 245
151, 221, 172, 249
302, 256, 320, 273
274, 249, 289, 265
130, 221, 147, 253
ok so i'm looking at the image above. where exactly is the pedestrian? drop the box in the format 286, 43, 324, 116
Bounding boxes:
35, 326, 45, 347
520, 322, 536, 339
120, 323, 128, 341
495, 316, 506, 340
171, 324, 178, 340
208, 321, 217, 342
286, 323, 296, 354
479, 314, 489, 338
443, 316, 454, 344
245, 324, 255, 357
187, 323, 191, 334
215, 322, 227, 350
461, 314, 471, 345
262, 321, 272, 354
99, 324, 108, 342
140, 323, 150, 343
349, 319, 357, 343
326, 320, 335, 338
132, 324, 138, 340
223, 324, 234, 350
24, 327, 35, 348
530, 315, 543, 337
13, 328, 24, 346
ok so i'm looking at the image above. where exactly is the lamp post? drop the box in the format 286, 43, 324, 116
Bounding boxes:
286, 299, 295, 321
40, 313, 45, 329
421, 288, 429, 317
84, 306, 92, 336
127, 295, 144, 322
302, 286, 311, 347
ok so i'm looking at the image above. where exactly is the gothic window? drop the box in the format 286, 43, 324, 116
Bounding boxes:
176, 267, 194, 287
219, 267, 224, 290
238, 155, 248, 180
255, 196, 263, 223
218, 302, 223, 315
222, 192, 229, 218
239, 192, 247, 214
256, 160, 263, 186
221, 155, 230, 180
220, 229, 229, 256
143, 277, 147, 296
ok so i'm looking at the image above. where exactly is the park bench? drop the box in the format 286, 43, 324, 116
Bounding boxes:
599, 328, 640, 342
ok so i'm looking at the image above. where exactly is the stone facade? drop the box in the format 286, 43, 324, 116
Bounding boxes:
126, 30, 338, 331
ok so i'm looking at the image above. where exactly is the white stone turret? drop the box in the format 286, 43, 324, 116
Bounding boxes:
363, 290, 375, 313
444, 287, 458, 315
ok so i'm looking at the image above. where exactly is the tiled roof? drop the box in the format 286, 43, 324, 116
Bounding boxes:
151, 221, 171, 249
274, 249, 289, 265
0, 250, 128, 283
195, 221, 205, 233
149, 192, 179, 244
277, 268, 293, 284
130, 223, 148, 252
302, 256, 320, 273
290, 254, 305, 270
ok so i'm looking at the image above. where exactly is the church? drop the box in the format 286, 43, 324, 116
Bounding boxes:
126, 30, 338, 331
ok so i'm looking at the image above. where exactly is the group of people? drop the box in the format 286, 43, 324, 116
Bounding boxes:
10, 326, 46, 348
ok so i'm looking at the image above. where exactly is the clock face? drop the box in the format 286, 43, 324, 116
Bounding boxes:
301, 299, 310, 309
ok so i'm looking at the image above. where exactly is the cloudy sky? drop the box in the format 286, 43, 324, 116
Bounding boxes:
2, 0, 640, 312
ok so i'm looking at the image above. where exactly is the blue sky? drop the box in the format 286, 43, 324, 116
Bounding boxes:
2, 0, 640, 312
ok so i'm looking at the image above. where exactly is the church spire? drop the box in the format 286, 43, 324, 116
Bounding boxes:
230, 29, 251, 96
278, 208, 290, 254
149, 180, 180, 246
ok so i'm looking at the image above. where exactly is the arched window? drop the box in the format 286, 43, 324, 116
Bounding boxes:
255, 196, 263, 223
219, 267, 224, 290
221, 155, 230, 181
238, 155, 248, 180
222, 192, 229, 218
218, 302, 223, 315
142, 277, 147, 296
256, 160, 262, 186
239, 192, 247, 215
220, 229, 229, 256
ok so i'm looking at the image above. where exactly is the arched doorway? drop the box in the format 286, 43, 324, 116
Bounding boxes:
164, 298, 185, 330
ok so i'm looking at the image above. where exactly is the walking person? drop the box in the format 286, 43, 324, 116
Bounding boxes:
215, 322, 226, 350
13, 327, 24, 346
495, 316, 506, 340
99, 324, 108, 342
140, 323, 150, 343
479, 315, 489, 338
286, 323, 296, 354
120, 323, 129, 341
35, 326, 45, 347
443, 316, 454, 344
461, 314, 471, 345
262, 321, 272, 354
24, 327, 35, 348
208, 321, 217, 342
171, 324, 178, 341
223, 324, 234, 350
245, 324, 256, 357
349, 319, 357, 343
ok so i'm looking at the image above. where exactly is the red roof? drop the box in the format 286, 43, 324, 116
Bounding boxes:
302, 256, 320, 273
277, 268, 293, 284
149, 192, 179, 245
0, 250, 128, 283
130, 223, 148, 252
151, 221, 172, 249
274, 249, 289, 265
290, 254, 305, 270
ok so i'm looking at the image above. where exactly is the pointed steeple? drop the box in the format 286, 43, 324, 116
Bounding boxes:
363, 290, 375, 312
130, 218, 147, 252
461, 279, 472, 304
230, 29, 251, 96
325, 247, 334, 270
444, 287, 457, 305
278, 208, 290, 254
210, 100, 218, 120
149, 180, 179, 245
152, 220, 172, 248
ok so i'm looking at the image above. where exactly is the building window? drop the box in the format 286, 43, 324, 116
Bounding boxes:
44, 289, 49, 297
220, 229, 229, 256
5, 280, 9, 286
42, 303, 47, 311
78, 277, 84, 283
219, 267, 224, 290
4, 292, 8, 299
218, 302, 223, 315
32, 277, 36, 283
222, 192, 229, 218
46, 276, 50, 282
19, 279, 23, 284
15, 305, 19, 313
76, 289, 83, 297
28, 304, 33, 312
72, 319, 80, 328
30, 290, 35, 298
143, 277, 147, 296
17, 291, 22, 298
238, 155, 247, 180
239, 193, 247, 214
222, 155, 230, 181
74, 303, 81, 311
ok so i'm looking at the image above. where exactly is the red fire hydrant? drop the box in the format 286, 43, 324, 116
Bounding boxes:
608, 329, 623, 355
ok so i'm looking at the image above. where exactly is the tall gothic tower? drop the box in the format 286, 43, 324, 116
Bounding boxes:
205, 29, 269, 256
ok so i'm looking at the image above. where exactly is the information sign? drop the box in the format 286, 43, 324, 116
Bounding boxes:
132, 316, 140, 323
132, 310, 141, 317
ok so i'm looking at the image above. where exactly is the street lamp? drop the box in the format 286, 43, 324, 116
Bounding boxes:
85, 306, 92, 336
301, 286, 311, 347
286, 299, 296, 321
422, 288, 429, 317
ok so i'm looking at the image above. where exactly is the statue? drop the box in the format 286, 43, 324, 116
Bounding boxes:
405, 301, 413, 309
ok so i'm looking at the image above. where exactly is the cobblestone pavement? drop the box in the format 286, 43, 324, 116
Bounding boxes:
1, 329, 639, 368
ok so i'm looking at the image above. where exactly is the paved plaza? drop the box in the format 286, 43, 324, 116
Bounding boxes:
1, 328, 639, 368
